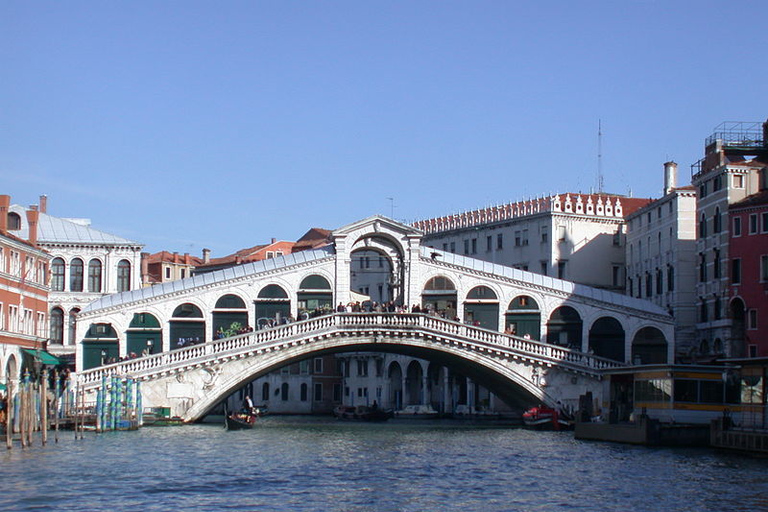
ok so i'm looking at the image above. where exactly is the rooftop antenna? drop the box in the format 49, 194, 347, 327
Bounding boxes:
387, 197, 395, 218
597, 119, 604, 194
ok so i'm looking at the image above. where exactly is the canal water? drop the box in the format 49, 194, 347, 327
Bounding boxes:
1, 417, 767, 512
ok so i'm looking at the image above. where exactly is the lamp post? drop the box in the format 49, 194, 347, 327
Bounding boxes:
100, 350, 107, 366
146, 339, 153, 356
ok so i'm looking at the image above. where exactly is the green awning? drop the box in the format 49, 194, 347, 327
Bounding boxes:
22, 349, 61, 366
0, 382, 6, 391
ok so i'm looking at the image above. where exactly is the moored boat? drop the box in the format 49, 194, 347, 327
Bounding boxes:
393, 404, 440, 419
333, 405, 392, 422
522, 405, 574, 431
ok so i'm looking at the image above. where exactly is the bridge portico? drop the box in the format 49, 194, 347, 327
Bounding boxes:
76, 215, 674, 418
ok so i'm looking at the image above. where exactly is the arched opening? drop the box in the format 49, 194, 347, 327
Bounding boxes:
126, 312, 162, 356
7, 212, 21, 230
255, 284, 291, 328
631, 327, 668, 364
70, 258, 84, 292
730, 298, 746, 358
388, 362, 403, 410
67, 308, 80, 346
405, 360, 424, 405
546, 306, 583, 349
505, 296, 540, 339
281, 382, 289, 401
117, 259, 132, 292
213, 294, 248, 337
588, 317, 626, 362
297, 275, 333, 318
699, 339, 710, 355
51, 258, 65, 292
81, 323, 119, 369
463, 286, 499, 330
421, 276, 457, 319
170, 303, 205, 350
350, 248, 394, 305
5, 355, 18, 383
88, 259, 102, 293
49, 307, 64, 345
261, 382, 270, 402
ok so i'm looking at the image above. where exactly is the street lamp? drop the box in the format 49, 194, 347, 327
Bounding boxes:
100, 350, 107, 366
146, 339, 154, 355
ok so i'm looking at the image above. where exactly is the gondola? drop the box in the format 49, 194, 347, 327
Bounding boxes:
225, 411, 258, 430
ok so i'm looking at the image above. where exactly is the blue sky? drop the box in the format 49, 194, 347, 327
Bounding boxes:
2, 2, 767, 257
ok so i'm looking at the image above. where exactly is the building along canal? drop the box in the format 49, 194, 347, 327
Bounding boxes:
1, 416, 767, 512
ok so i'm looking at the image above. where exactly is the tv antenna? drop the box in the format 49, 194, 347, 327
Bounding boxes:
597, 119, 604, 194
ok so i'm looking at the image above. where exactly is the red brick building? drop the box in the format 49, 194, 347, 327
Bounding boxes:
729, 185, 768, 357
0, 195, 53, 382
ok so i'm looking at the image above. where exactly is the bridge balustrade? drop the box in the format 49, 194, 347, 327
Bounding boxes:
78, 312, 624, 389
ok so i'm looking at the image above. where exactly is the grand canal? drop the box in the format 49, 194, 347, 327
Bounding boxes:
1, 417, 767, 511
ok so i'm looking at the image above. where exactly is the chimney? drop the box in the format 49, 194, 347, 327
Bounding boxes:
39, 194, 48, 214
183, 252, 189, 264
763, 118, 768, 146
202, 248, 211, 264
271, 237, 277, 244
26, 208, 39, 247
0, 195, 10, 233
140, 252, 150, 285
663, 161, 678, 195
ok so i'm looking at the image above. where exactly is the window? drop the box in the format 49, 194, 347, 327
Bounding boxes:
713, 174, 722, 191
713, 208, 721, 233
450, 242, 455, 253
656, 268, 663, 295
540, 261, 548, 276
749, 214, 758, 234
51, 258, 65, 291
300, 383, 308, 402
181, 268, 186, 279
314, 383, 323, 401
281, 383, 289, 401
540, 226, 548, 243
699, 181, 708, 198
0, 247, 4, 273
442, 243, 448, 251
748, 309, 758, 330
70, 258, 84, 292
557, 225, 566, 241
667, 265, 674, 292
117, 260, 131, 292
262, 383, 270, 401
557, 261, 567, 279
612, 230, 621, 246
733, 175, 744, 188
0, 303, 3, 330
357, 359, 368, 377
486, 236, 492, 252
333, 383, 341, 402
314, 357, 323, 373
463, 240, 469, 255
497, 233, 503, 250
732, 258, 742, 285
612, 265, 622, 288
627, 277, 633, 296
762, 212, 768, 233
7, 212, 21, 230
266, 251, 274, 259
714, 297, 721, 320
10, 250, 20, 276
165, 267, 171, 279
645, 273, 652, 298
522, 229, 529, 246
515, 231, 522, 246
88, 259, 102, 293
699, 253, 707, 282
699, 214, 707, 238
471, 238, 477, 254
733, 216, 742, 237
700, 301, 708, 323
761, 255, 768, 282
713, 249, 720, 279
9, 305, 18, 332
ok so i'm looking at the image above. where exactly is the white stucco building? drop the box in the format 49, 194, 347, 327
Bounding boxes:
414, 193, 653, 292
9, 196, 143, 364
625, 162, 698, 359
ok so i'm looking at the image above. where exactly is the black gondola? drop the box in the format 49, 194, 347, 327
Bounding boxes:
225, 411, 258, 430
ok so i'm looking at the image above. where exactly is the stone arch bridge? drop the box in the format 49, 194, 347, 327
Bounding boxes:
76, 215, 673, 419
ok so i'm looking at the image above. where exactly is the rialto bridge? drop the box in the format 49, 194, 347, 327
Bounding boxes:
75, 216, 674, 420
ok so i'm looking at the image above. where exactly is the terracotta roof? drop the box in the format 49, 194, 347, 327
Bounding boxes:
293, 228, 332, 252
146, 251, 203, 265
730, 190, 768, 209
195, 241, 295, 269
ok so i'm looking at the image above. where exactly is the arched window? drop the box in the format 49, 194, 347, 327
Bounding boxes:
70, 258, 84, 292
7, 212, 21, 230
88, 259, 102, 293
713, 207, 721, 233
49, 307, 64, 345
699, 213, 707, 238
281, 383, 289, 401
262, 382, 270, 402
117, 260, 131, 292
51, 258, 65, 291
68, 308, 79, 346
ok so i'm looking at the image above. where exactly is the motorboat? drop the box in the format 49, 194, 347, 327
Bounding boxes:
522, 405, 574, 431
394, 404, 440, 419
333, 405, 392, 422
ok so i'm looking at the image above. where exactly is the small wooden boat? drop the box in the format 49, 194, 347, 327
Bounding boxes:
225, 412, 258, 430
333, 405, 392, 422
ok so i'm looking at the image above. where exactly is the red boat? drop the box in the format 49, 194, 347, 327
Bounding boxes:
522, 405, 574, 431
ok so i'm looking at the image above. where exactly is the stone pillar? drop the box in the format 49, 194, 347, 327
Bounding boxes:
421, 371, 428, 405
467, 378, 474, 411
334, 234, 351, 307
401, 373, 408, 406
